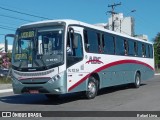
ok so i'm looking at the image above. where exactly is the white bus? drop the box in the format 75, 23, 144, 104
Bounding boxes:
5, 19, 154, 99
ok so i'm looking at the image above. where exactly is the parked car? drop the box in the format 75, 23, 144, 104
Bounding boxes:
0, 68, 9, 76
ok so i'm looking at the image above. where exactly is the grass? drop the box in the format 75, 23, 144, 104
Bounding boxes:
155, 69, 160, 73
0, 77, 12, 84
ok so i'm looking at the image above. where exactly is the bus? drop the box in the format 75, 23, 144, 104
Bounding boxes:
5, 19, 154, 99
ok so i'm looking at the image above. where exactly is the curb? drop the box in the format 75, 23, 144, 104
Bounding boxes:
0, 89, 13, 93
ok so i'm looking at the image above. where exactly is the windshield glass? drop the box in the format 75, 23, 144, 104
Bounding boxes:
12, 26, 64, 71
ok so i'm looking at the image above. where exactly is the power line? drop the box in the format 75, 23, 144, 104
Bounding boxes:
0, 6, 50, 20
0, 14, 33, 22
0, 24, 16, 29
0, 26, 15, 31
0, 21, 18, 27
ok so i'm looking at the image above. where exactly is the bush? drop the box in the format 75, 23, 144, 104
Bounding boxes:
0, 76, 12, 84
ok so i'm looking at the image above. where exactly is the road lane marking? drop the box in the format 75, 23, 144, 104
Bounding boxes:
0, 89, 13, 93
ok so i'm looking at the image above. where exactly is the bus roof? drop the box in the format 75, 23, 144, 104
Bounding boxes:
20, 19, 152, 44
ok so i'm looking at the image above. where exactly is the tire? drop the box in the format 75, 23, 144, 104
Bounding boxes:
85, 76, 98, 99
45, 94, 60, 100
133, 72, 141, 88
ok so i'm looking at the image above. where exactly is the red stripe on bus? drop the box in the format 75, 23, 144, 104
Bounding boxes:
68, 60, 154, 91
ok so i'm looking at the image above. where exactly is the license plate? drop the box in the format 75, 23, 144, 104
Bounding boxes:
29, 90, 39, 94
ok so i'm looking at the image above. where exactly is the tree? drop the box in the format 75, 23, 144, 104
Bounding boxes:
153, 33, 160, 70
0, 47, 11, 69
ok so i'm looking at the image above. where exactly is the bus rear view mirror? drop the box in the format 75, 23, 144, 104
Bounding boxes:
5, 34, 15, 52
73, 35, 78, 49
5, 38, 8, 53
68, 27, 78, 49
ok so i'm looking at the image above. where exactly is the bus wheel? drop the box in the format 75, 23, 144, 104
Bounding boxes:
45, 94, 60, 100
85, 77, 98, 99
133, 72, 141, 88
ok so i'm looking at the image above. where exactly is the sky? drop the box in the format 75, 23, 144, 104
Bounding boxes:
0, 0, 160, 44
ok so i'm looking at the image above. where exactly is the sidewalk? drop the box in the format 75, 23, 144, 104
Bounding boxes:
0, 84, 12, 90
0, 84, 12, 93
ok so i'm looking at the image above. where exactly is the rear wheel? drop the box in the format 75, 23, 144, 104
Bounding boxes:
85, 76, 98, 99
133, 72, 141, 88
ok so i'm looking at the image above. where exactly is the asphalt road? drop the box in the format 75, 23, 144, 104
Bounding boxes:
0, 75, 160, 120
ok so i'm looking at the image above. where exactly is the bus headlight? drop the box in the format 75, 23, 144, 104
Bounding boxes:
48, 72, 64, 83
53, 74, 61, 81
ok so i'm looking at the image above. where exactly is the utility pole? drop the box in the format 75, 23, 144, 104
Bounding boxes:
108, 2, 121, 31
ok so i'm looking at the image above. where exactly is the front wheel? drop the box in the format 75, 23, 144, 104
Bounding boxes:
85, 77, 98, 99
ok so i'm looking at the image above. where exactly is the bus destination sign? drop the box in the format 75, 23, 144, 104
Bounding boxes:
20, 31, 35, 39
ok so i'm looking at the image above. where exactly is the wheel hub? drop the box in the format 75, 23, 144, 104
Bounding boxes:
88, 82, 96, 96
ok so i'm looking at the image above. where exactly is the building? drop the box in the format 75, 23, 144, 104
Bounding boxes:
134, 34, 148, 41
107, 13, 135, 36
94, 13, 148, 41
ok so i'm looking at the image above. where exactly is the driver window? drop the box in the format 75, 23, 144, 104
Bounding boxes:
74, 34, 83, 57
67, 33, 83, 67
67, 33, 83, 57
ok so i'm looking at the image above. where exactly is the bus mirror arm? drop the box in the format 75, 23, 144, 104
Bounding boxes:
5, 34, 15, 52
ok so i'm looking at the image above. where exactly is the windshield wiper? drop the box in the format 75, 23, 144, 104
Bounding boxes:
39, 58, 48, 69
34, 60, 40, 67
18, 60, 23, 70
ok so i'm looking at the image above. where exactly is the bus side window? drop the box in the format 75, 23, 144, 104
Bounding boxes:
84, 29, 103, 54
142, 43, 146, 57
128, 40, 134, 56
124, 39, 128, 55
148, 45, 150, 58
102, 34, 105, 53
149, 45, 153, 58
134, 42, 137, 56
138, 42, 141, 57
103, 34, 115, 55
146, 44, 149, 58
97, 33, 102, 53
116, 37, 124, 55
87, 30, 98, 53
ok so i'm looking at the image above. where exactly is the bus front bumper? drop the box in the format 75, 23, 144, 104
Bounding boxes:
11, 75, 67, 95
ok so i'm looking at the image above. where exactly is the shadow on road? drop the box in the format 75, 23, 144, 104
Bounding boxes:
0, 83, 146, 105
0, 92, 84, 105
98, 83, 146, 96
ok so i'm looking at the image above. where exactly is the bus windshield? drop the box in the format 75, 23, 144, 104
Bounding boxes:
12, 26, 64, 71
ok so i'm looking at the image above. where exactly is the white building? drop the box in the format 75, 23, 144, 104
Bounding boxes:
107, 13, 135, 36
94, 13, 148, 41
0, 43, 12, 53
134, 34, 148, 41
